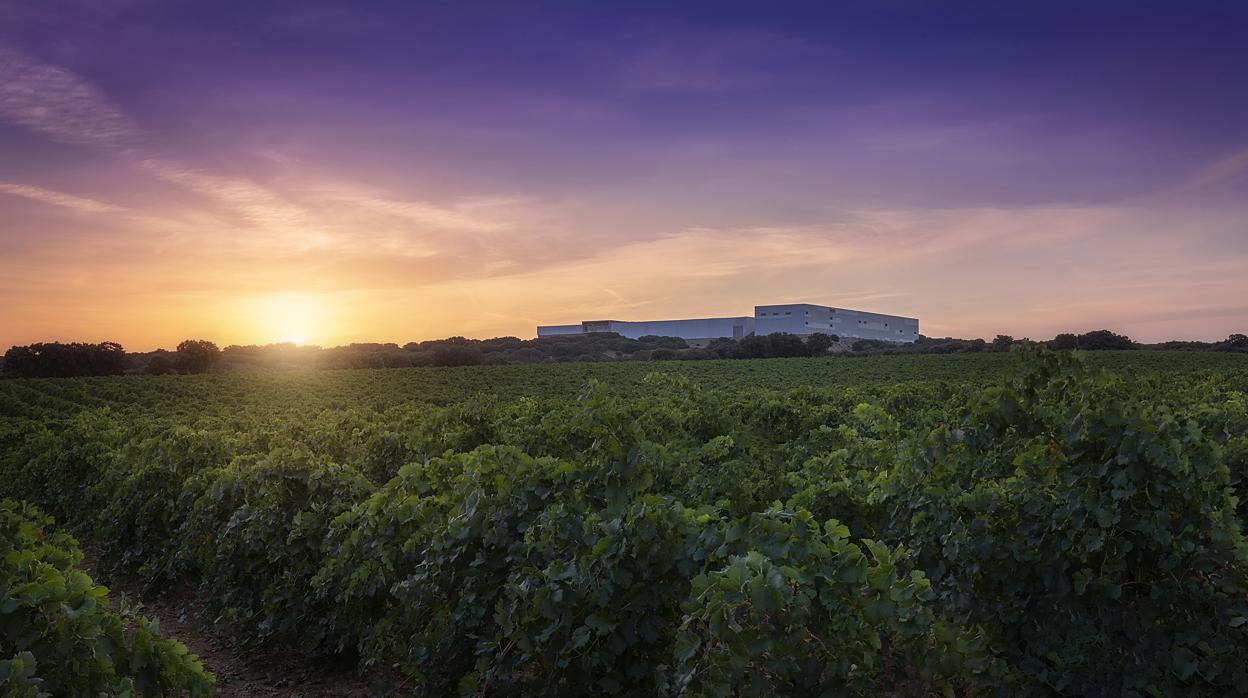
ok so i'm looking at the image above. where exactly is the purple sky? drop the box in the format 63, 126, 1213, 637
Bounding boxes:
2, 0, 1247, 348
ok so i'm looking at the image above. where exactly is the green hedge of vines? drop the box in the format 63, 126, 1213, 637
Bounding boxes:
0, 499, 213, 697
1, 348, 1246, 695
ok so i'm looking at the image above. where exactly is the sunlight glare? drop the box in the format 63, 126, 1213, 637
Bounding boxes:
251, 293, 324, 346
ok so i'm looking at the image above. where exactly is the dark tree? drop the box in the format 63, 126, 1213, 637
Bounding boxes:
1047, 330, 1134, 351
992, 335, 1014, 352
175, 340, 221, 374
736, 334, 771, 359
2, 346, 37, 378
767, 333, 809, 358
1075, 330, 1135, 350
804, 333, 835, 356
94, 342, 128, 374
145, 352, 176, 375
431, 344, 483, 367
637, 335, 689, 350
851, 338, 891, 352
706, 338, 742, 359
1, 342, 127, 378
1211, 334, 1247, 352
1049, 333, 1079, 350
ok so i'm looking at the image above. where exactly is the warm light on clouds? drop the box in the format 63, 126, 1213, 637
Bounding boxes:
0, 182, 125, 213
1, 3, 1246, 350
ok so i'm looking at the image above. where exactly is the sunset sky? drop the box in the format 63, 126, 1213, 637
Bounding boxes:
2, 1, 1247, 350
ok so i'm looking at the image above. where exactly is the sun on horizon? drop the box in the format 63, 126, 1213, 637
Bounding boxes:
246, 294, 327, 348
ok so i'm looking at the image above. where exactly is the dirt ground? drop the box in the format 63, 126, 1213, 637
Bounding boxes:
83, 548, 378, 697
129, 591, 374, 697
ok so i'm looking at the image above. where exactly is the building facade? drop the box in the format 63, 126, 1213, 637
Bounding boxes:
537, 316, 755, 342
753, 303, 919, 342
538, 302, 919, 343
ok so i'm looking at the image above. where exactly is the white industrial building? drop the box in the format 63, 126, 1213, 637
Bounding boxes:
537, 316, 755, 342
754, 303, 919, 342
537, 303, 919, 343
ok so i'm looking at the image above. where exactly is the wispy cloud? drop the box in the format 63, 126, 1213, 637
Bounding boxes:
0, 182, 124, 213
1163, 147, 1248, 196
0, 45, 140, 148
138, 160, 313, 233
0, 45, 309, 234
0, 45, 531, 262
314, 188, 516, 233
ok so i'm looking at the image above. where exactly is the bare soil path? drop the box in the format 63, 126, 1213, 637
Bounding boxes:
82, 548, 377, 697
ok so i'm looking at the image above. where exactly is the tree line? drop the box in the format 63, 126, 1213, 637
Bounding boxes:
1, 340, 219, 378
2, 330, 1245, 378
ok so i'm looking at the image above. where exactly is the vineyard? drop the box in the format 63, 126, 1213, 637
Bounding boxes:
3, 349, 1248, 696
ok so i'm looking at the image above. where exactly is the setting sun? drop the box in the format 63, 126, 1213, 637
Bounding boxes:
247, 294, 326, 347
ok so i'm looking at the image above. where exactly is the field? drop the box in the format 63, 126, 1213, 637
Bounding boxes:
3, 349, 1248, 695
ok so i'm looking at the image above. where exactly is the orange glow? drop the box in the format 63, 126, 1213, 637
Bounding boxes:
241, 294, 327, 347
1, 195, 1247, 350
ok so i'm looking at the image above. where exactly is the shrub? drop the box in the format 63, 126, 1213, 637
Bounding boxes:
886, 349, 1248, 693
0, 499, 213, 696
